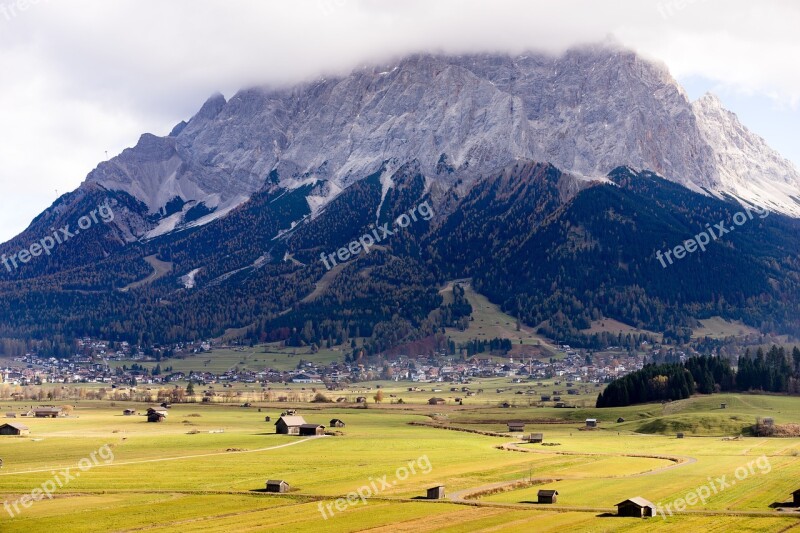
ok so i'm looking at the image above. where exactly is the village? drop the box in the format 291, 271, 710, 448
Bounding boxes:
0, 337, 685, 398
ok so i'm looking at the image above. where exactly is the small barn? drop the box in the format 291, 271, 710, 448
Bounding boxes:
299, 423, 325, 436
793, 489, 800, 506
33, 407, 62, 418
616, 497, 656, 518
428, 397, 446, 405
427, 485, 445, 499
585, 418, 598, 428
529, 433, 544, 443
538, 489, 558, 504
265, 480, 290, 493
275, 415, 307, 435
508, 422, 525, 432
146, 408, 166, 423
329, 419, 345, 428
0, 423, 29, 436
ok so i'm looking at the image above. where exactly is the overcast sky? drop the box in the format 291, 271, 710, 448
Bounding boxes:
0, 0, 798, 243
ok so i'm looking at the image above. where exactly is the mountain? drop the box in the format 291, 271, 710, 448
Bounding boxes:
10, 43, 796, 248
2, 43, 800, 351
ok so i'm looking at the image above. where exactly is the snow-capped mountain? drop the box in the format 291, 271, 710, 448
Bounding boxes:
692, 93, 800, 215
33, 43, 800, 241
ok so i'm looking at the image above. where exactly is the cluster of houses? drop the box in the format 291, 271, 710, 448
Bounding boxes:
1, 336, 671, 391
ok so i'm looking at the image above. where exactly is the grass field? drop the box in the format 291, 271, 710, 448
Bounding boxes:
0, 392, 799, 531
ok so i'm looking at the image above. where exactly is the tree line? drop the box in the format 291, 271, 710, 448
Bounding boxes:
597, 347, 798, 407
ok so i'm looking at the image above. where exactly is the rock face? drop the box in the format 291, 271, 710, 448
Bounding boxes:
57, 43, 800, 239
692, 93, 800, 216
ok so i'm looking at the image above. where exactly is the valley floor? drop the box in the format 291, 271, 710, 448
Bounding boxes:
1, 394, 800, 531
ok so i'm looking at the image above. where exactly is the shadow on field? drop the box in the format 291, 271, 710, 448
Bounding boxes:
769, 501, 796, 508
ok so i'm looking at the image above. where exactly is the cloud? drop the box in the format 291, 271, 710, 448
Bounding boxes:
0, 0, 798, 242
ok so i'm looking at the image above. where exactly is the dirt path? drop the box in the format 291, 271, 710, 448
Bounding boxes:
0, 436, 324, 476
499, 441, 697, 476
119, 255, 173, 292
446, 441, 696, 504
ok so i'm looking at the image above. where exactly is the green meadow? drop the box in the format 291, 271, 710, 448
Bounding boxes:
0, 393, 798, 531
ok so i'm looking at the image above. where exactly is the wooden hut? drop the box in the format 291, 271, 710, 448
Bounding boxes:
507, 422, 525, 432
528, 432, 544, 443
428, 397, 446, 405
538, 489, 558, 504
33, 407, 62, 418
329, 419, 345, 428
265, 480, 290, 493
616, 497, 656, 518
299, 423, 325, 436
275, 415, 307, 435
427, 485, 445, 499
0, 423, 29, 436
585, 418, 597, 428
146, 408, 166, 423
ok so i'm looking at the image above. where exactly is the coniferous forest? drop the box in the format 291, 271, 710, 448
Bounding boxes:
597, 346, 800, 407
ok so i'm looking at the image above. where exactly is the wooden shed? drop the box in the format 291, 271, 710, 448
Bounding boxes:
0, 423, 29, 436
275, 415, 307, 435
585, 418, 597, 428
616, 497, 656, 518
265, 480, 290, 493
146, 408, 166, 423
507, 422, 525, 432
299, 423, 325, 436
428, 397, 446, 405
528, 432, 544, 443
427, 485, 445, 499
329, 419, 345, 428
538, 489, 558, 504
33, 407, 62, 418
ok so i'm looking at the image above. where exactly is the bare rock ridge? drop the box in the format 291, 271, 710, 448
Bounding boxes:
63, 43, 800, 240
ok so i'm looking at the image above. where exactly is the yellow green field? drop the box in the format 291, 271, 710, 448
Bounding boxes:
1, 393, 799, 531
